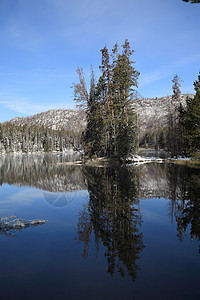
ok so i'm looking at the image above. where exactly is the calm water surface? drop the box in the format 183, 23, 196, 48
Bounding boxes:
0, 154, 199, 300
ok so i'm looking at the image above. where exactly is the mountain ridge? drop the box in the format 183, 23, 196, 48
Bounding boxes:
7, 108, 86, 132
4, 94, 193, 136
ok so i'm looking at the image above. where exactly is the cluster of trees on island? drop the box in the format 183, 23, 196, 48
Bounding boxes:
73, 39, 139, 161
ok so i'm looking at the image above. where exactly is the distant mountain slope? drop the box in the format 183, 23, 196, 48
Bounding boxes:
6, 94, 193, 138
135, 94, 193, 139
0, 109, 86, 154
9, 109, 86, 132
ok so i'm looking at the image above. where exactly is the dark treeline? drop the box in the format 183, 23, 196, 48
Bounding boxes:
140, 73, 200, 158
168, 73, 200, 157
73, 39, 139, 161
0, 123, 82, 154
178, 74, 200, 156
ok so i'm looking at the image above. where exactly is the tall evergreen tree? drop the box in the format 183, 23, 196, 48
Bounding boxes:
172, 74, 181, 104
99, 46, 113, 156
83, 66, 104, 157
112, 40, 139, 159
168, 74, 182, 157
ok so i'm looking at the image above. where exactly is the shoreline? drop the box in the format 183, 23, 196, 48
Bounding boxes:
56, 155, 200, 168
0, 152, 199, 168
0, 150, 79, 157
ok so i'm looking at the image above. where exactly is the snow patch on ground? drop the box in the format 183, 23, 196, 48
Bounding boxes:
128, 155, 192, 165
128, 155, 164, 165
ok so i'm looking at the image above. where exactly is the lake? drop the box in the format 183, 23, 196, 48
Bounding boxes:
0, 154, 199, 300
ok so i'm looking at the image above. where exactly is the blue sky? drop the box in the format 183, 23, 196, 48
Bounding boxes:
0, 0, 200, 122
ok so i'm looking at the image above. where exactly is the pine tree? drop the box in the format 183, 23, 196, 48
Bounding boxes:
172, 74, 181, 104
83, 66, 104, 157
98, 46, 114, 156
168, 74, 182, 157
112, 40, 139, 159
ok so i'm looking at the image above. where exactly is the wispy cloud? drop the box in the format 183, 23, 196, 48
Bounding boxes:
0, 189, 41, 211
0, 68, 72, 87
176, 53, 200, 68
0, 93, 75, 116
9, 189, 42, 203
140, 53, 200, 87
140, 69, 171, 87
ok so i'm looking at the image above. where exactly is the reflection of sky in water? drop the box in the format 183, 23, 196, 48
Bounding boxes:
0, 183, 89, 228
141, 198, 169, 224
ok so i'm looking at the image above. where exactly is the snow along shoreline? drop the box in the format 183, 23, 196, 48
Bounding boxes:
0, 149, 78, 157
129, 155, 193, 166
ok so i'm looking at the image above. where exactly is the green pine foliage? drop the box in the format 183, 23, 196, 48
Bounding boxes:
167, 74, 182, 157
182, 0, 200, 3
178, 73, 200, 156
73, 40, 139, 162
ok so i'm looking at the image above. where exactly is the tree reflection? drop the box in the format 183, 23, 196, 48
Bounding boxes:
175, 171, 200, 252
77, 167, 144, 280
165, 164, 200, 252
166, 164, 188, 225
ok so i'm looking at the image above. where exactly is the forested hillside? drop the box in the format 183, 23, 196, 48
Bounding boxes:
0, 123, 82, 155
0, 94, 194, 155
0, 109, 85, 155
136, 94, 194, 149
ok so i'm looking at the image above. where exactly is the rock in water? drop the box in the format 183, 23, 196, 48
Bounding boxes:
0, 216, 48, 237
30, 219, 48, 226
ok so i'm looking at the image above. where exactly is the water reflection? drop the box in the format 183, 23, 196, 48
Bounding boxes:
0, 154, 199, 254
137, 163, 200, 252
78, 167, 144, 280
0, 153, 85, 194
175, 172, 200, 253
